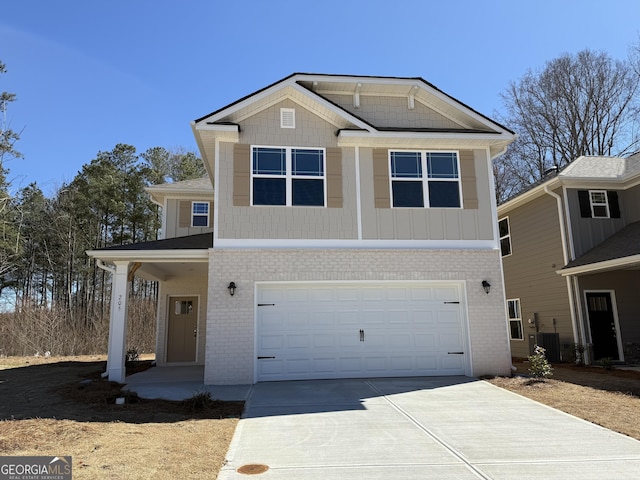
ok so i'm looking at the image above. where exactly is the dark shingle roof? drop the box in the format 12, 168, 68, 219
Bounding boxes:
95, 233, 213, 251
562, 222, 640, 270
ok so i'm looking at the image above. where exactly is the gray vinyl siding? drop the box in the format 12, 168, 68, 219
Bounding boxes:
566, 188, 626, 258
164, 199, 214, 239
501, 192, 573, 358
621, 184, 640, 224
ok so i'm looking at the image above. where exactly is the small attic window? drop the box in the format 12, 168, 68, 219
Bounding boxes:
280, 108, 295, 129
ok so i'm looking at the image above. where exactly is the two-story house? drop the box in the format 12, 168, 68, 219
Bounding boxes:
498, 153, 640, 365
89, 73, 516, 385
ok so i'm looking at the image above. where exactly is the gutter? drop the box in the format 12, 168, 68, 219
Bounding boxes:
543, 185, 582, 352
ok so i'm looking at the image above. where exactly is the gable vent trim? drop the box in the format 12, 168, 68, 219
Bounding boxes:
280, 108, 295, 128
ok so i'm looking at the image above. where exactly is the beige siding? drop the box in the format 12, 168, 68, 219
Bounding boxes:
361, 148, 494, 240
163, 199, 214, 238
323, 94, 462, 130
623, 184, 640, 223
217, 142, 359, 240
501, 192, 573, 358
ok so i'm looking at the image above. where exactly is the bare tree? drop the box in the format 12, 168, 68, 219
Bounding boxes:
496, 49, 640, 201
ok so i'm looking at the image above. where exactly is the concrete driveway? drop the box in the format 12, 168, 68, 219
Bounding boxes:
217, 377, 640, 480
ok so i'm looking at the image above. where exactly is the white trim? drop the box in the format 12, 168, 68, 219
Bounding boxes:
588, 190, 610, 218
583, 290, 624, 362
355, 146, 363, 241
214, 138, 220, 246
213, 238, 497, 249
562, 185, 576, 261
388, 149, 462, 209
558, 253, 640, 276
191, 201, 210, 228
250, 145, 327, 207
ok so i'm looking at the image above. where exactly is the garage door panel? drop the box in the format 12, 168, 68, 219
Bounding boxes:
257, 282, 468, 381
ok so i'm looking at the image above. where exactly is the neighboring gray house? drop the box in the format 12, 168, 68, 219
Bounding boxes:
89, 73, 516, 385
498, 153, 640, 364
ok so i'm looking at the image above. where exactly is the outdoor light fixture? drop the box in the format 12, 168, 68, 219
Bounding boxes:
482, 280, 491, 295
227, 282, 236, 296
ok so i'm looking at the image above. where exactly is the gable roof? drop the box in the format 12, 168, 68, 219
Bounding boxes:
191, 73, 516, 167
499, 153, 640, 214
146, 176, 213, 205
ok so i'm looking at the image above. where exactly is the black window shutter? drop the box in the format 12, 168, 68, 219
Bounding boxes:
608, 191, 621, 218
578, 190, 591, 218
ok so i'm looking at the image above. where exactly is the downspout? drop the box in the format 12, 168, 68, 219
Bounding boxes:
543, 185, 582, 354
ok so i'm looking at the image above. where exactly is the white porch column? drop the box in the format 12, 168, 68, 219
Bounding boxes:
107, 261, 131, 383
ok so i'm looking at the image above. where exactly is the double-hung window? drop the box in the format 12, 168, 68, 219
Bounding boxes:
252, 146, 325, 206
507, 298, 523, 340
390, 151, 461, 208
589, 190, 610, 218
498, 217, 512, 257
191, 202, 209, 227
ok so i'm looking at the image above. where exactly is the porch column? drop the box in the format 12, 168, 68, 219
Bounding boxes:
107, 261, 131, 383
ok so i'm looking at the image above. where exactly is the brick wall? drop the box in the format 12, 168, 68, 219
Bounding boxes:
205, 248, 511, 384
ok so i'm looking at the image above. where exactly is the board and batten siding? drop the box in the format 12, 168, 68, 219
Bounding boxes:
361, 148, 491, 241
164, 199, 214, 239
501, 191, 573, 358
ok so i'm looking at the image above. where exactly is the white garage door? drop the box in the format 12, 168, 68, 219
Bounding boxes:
256, 282, 468, 381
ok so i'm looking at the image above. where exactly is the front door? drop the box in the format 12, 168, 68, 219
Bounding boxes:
167, 296, 198, 362
586, 292, 620, 361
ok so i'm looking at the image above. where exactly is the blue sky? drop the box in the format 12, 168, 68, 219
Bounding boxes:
1, 0, 638, 195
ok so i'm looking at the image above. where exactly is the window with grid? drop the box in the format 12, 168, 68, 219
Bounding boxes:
252, 146, 325, 206
191, 202, 209, 227
390, 151, 461, 208
507, 298, 523, 340
589, 190, 610, 218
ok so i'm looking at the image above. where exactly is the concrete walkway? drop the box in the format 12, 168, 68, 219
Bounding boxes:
218, 377, 640, 480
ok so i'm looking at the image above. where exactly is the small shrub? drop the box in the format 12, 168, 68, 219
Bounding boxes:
528, 345, 553, 379
126, 348, 140, 365
183, 390, 218, 412
598, 357, 614, 370
574, 343, 586, 366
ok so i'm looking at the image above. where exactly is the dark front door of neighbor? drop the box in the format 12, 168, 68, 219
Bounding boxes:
586, 292, 619, 361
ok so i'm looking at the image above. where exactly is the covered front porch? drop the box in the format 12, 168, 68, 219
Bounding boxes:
87, 233, 213, 383
560, 222, 640, 364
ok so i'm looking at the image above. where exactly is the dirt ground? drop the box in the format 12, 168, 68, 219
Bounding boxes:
488, 361, 640, 441
1, 356, 639, 479
0, 355, 243, 480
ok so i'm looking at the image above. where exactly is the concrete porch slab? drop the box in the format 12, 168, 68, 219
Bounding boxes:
123, 365, 251, 401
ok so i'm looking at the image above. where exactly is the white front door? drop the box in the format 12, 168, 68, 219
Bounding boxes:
256, 282, 468, 381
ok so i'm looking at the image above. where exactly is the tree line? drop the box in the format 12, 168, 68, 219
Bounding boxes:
1, 44, 639, 353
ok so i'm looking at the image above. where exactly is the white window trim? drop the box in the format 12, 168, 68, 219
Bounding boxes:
250, 145, 327, 207
280, 108, 295, 128
507, 298, 524, 341
499, 216, 512, 258
388, 150, 462, 209
589, 190, 610, 218
191, 201, 209, 227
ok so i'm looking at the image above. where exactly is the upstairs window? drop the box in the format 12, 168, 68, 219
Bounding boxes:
252, 146, 325, 207
191, 202, 209, 227
578, 190, 620, 219
390, 151, 461, 208
507, 298, 523, 340
498, 217, 512, 257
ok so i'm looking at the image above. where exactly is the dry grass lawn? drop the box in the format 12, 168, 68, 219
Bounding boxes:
0, 355, 243, 480
488, 361, 640, 441
2, 356, 639, 479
